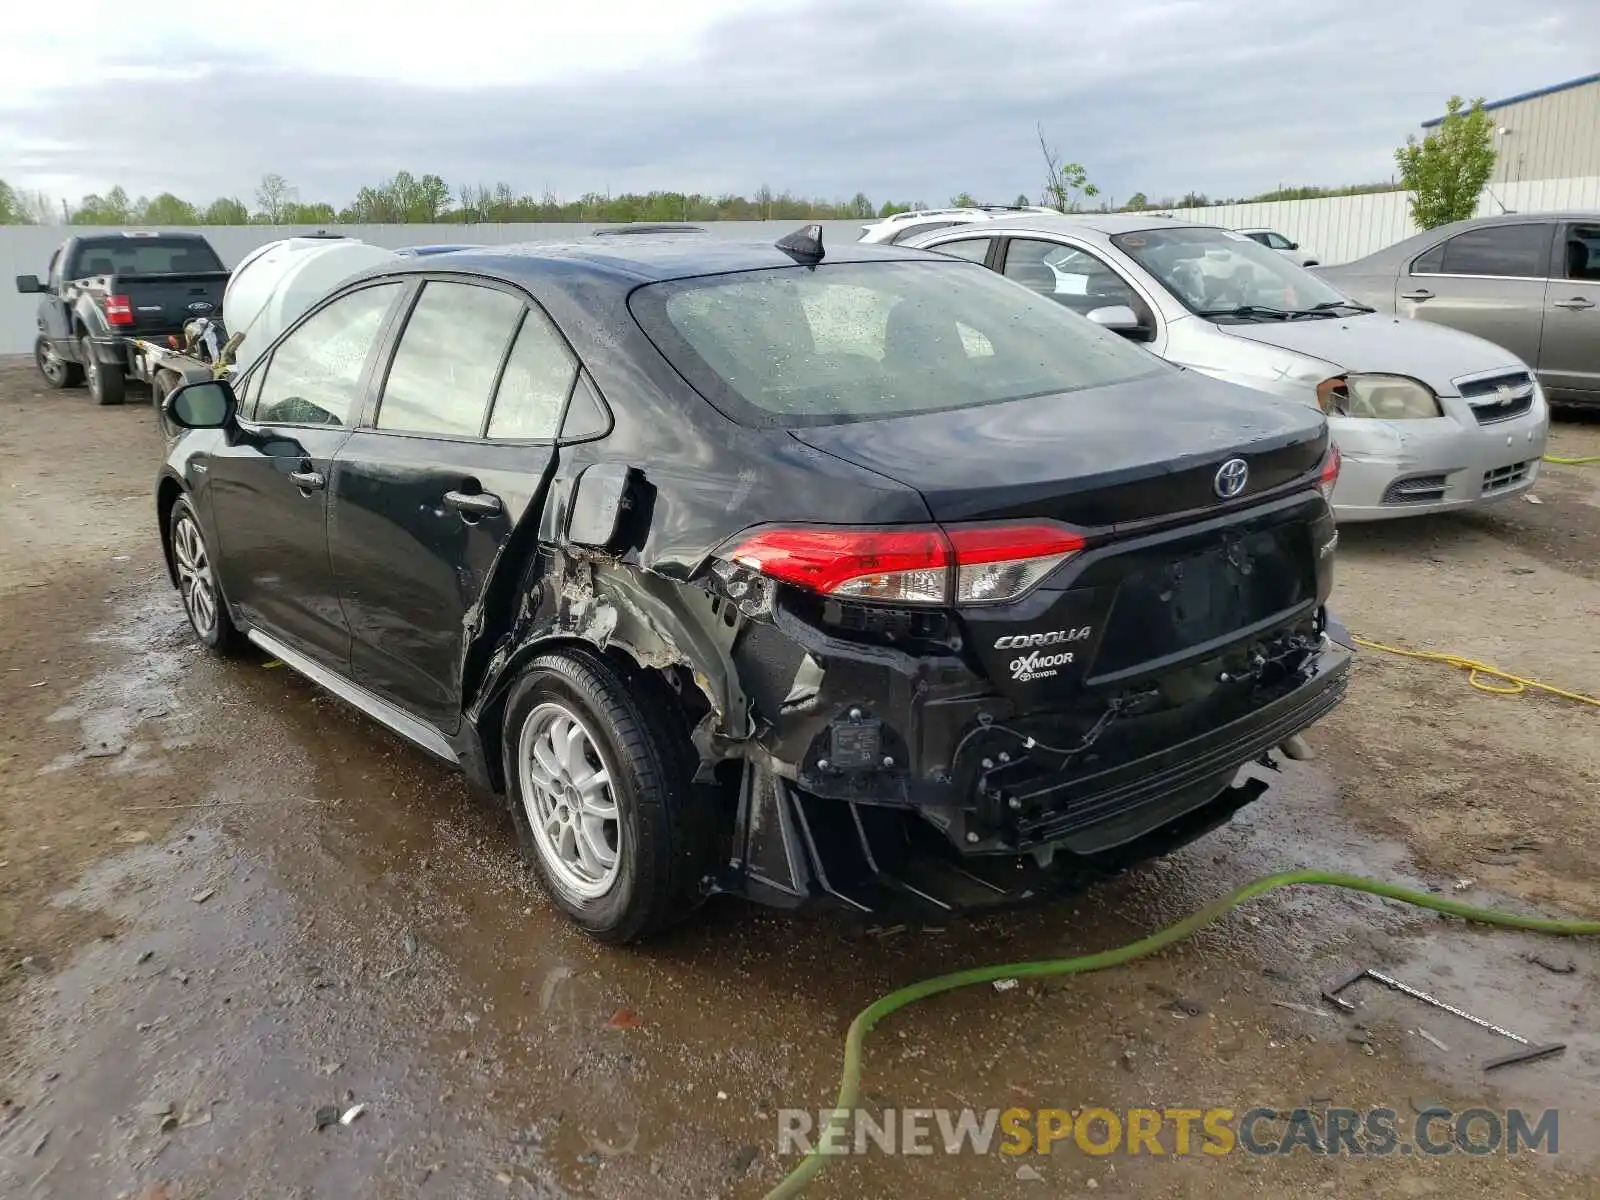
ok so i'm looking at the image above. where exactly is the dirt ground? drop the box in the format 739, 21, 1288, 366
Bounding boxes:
2, 353, 1598, 1199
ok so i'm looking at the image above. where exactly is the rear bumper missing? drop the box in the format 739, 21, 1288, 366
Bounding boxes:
718, 613, 1354, 916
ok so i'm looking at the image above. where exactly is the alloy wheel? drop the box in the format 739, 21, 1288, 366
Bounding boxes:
517, 702, 622, 899
172, 514, 218, 637
35, 340, 64, 385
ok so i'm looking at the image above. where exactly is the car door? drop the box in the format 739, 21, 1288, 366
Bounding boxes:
1399, 221, 1555, 367
327, 278, 588, 733
1539, 222, 1600, 401
204, 280, 405, 668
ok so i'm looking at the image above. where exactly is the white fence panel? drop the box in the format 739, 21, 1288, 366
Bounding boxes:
1150, 175, 1600, 264
5, 183, 1600, 354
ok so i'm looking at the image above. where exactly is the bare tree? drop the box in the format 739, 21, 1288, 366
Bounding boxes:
1036, 125, 1099, 212
255, 173, 297, 223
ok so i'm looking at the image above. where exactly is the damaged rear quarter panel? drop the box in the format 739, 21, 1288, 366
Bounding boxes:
462, 269, 932, 766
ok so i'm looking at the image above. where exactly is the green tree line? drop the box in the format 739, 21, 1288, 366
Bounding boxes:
1, 167, 1413, 230
0, 171, 934, 226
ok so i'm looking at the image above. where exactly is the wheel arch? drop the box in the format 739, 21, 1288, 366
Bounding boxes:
156, 473, 187, 587
465, 555, 746, 794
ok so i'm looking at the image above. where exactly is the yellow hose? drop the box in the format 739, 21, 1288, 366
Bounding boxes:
1351, 636, 1600, 707
1543, 454, 1600, 465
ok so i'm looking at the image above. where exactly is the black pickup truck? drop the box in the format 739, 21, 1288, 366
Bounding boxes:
16, 231, 230, 405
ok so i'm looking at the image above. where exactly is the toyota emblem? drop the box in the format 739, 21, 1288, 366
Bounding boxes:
1214, 457, 1249, 499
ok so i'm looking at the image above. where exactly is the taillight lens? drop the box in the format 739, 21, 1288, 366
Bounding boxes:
947, 523, 1084, 604
1318, 443, 1341, 501
722, 522, 1085, 607
104, 294, 134, 326
727, 527, 949, 604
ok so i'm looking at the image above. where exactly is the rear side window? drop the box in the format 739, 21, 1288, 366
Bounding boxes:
1435, 224, 1551, 278
67, 237, 223, 277
630, 259, 1166, 427
377, 281, 525, 437
486, 308, 579, 440
928, 237, 992, 263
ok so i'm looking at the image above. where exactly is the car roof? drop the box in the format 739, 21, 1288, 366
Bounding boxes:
911, 211, 1198, 239
1334, 211, 1600, 266
375, 234, 947, 285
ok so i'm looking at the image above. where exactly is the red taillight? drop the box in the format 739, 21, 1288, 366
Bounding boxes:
727, 527, 950, 603
104, 294, 133, 326
723, 522, 1085, 606
1318, 443, 1341, 501
947, 523, 1086, 604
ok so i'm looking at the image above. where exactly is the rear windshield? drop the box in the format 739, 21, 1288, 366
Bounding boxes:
68, 237, 224, 278
629, 259, 1166, 427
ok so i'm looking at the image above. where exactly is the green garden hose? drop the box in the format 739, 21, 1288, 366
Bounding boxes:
763, 869, 1600, 1199
1544, 454, 1600, 465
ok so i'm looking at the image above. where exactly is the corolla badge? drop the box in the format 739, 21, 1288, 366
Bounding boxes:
1214, 457, 1249, 499
187, 301, 215, 313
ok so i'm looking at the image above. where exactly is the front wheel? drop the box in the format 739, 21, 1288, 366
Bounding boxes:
35, 337, 83, 389
83, 337, 126, 406
503, 652, 713, 943
168, 496, 242, 654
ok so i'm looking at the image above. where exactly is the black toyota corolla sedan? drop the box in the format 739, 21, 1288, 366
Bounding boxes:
155, 226, 1353, 942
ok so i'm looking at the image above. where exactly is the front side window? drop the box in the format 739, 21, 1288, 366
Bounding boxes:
1002, 238, 1140, 316
1264, 232, 1294, 250
1112, 226, 1347, 316
254, 283, 402, 427
1436, 224, 1552, 278
377, 281, 524, 437
630, 259, 1167, 427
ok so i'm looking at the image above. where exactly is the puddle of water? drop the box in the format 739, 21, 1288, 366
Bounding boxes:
39, 589, 200, 775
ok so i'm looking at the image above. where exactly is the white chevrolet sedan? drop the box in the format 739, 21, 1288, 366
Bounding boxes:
908, 214, 1550, 522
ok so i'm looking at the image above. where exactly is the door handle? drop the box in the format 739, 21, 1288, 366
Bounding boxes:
289, 468, 325, 492
1553, 296, 1596, 311
443, 489, 503, 519
1400, 289, 1434, 301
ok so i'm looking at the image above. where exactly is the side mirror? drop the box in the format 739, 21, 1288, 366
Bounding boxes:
163, 378, 237, 430
15, 274, 44, 294
1086, 305, 1144, 333
1287, 242, 1300, 251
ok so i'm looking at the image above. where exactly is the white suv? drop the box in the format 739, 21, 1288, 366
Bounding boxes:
857, 205, 1059, 245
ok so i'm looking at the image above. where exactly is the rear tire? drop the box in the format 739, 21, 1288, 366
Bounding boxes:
503, 651, 713, 943
168, 495, 243, 654
83, 336, 126, 406
152, 370, 180, 438
35, 336, 83, 389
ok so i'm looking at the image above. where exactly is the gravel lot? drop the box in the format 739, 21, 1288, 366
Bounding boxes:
2, 353, 1598, 1199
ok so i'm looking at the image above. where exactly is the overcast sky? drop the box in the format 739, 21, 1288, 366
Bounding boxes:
2, 0, 1596, 211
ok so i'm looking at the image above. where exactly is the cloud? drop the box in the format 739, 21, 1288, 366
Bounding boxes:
2, 0, 1596, 209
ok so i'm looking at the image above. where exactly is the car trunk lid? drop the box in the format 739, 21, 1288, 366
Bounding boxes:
787, 372, 1327, 530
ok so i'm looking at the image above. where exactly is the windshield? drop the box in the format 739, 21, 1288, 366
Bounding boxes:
1111, 226, 1347, 318
67, 237, 224, 278
630, 259, 1168, 427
